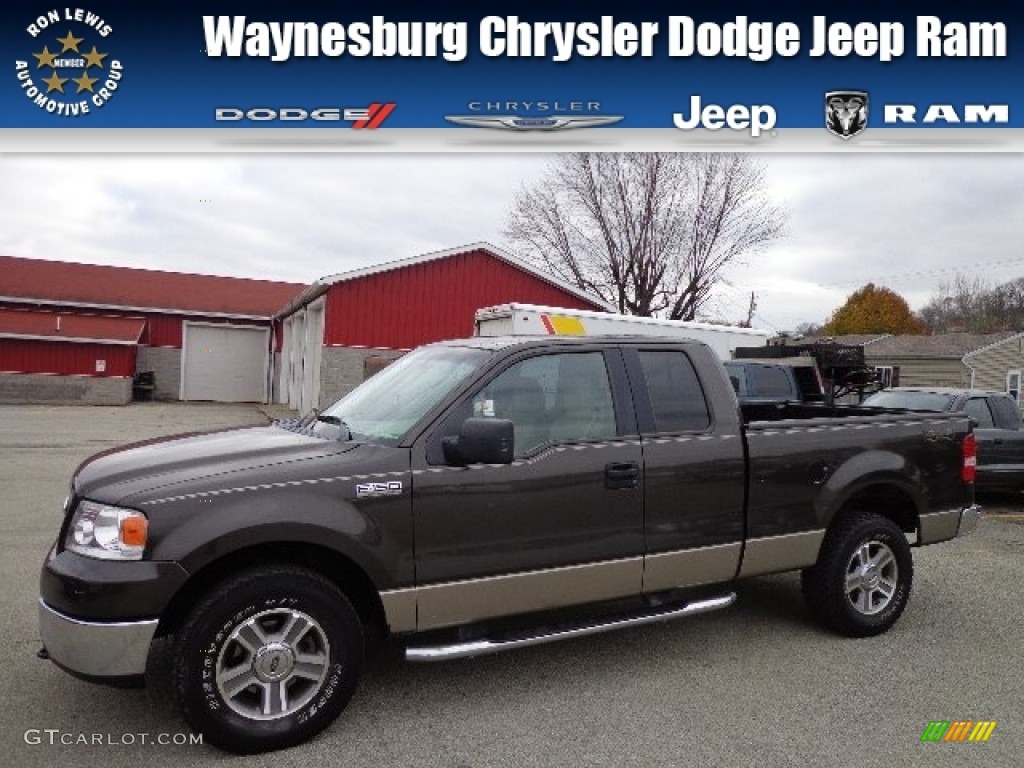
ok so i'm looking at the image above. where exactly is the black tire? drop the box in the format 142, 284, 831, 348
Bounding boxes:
801, 511, 913, 637
174, 565, 363, 754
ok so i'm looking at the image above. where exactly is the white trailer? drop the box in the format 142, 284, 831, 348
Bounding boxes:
474, 303, 771, 360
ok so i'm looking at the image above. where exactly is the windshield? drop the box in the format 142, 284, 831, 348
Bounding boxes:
861, 391, 955, 411
316, 345, 489, 445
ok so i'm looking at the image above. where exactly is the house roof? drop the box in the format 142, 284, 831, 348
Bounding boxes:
866, 332, 1017, 358
0, 255, 305, 319
797, 334, 892, 347
798, 332, 1020, 359
276, 242, 613, 318
0, 308, 145, 345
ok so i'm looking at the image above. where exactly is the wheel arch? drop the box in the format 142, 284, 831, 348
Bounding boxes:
157, 541, 388, 638
823, 480, 922, 535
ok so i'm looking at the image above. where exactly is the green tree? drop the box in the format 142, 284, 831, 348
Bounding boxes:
823, 283, 925, 335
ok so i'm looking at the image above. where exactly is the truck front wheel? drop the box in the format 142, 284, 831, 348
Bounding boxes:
173, 565, 363, 753
801, 512, 913, 637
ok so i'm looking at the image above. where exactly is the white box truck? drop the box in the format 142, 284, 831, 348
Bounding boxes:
474, 303, 771, 360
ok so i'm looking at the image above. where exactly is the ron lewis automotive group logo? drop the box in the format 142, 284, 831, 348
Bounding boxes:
14, 7, 122, 118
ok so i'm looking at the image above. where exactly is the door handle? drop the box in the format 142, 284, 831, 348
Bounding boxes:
605, 461, 639, 490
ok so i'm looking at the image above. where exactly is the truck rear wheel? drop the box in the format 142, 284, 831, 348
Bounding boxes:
801, 512, 913, 637
173, 565, 363, 753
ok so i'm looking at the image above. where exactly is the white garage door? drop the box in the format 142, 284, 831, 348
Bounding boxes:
181, 323, 269, 402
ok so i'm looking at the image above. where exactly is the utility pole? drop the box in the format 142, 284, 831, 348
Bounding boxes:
744, 292, 757, 328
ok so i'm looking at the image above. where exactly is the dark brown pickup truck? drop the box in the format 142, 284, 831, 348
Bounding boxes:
39, 336, 980, 753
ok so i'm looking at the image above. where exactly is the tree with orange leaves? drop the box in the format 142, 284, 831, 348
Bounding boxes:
823, 283, 925, 335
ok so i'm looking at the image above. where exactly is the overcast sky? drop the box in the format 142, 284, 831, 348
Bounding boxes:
1, 153, 1021, 333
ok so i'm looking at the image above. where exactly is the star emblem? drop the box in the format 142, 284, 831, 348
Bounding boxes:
56, 30, 84, 53
42, 72, 68, 93
33, 46, 58, 68
82, 46, 108, 69
72, 71, 98, 93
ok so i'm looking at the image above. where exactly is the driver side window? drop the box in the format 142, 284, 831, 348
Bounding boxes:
428, 351, 617, 462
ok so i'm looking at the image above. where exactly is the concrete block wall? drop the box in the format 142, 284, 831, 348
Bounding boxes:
0, 373, 132, 405
319, 346, 405, 407
136, 347, 182, 400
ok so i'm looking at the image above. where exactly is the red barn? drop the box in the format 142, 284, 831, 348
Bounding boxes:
0, 244, 607, 408
274, 243, 609, 411
0, 255, 303, 404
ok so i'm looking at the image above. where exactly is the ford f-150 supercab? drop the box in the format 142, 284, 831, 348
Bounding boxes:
38, 336, 981, 753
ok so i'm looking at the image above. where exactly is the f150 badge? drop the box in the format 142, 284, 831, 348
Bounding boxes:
355, 480, 403, 498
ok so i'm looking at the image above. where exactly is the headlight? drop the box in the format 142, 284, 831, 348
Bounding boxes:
65, 500, 148, 561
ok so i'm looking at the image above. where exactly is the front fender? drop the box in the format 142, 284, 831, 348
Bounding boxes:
139, 481, 413, 590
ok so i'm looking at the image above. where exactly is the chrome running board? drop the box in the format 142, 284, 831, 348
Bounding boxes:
405, 592, 736, 662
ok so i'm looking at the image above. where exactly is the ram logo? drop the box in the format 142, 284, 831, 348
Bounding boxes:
355, 480, 403, 498
883, 104, 1008, 124
825, 90, 869, 139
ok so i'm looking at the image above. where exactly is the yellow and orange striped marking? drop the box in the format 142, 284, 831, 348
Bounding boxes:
540, 314, 587, 335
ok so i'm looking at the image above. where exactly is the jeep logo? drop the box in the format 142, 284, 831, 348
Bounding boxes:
672, 95, 776, 137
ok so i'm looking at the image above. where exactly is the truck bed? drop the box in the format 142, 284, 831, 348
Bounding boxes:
739, 400, 970, 566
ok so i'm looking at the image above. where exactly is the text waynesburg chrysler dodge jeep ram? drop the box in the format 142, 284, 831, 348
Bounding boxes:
39, 336, 981, 753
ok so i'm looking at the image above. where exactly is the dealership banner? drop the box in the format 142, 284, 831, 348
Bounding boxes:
1, 0, 1020, 150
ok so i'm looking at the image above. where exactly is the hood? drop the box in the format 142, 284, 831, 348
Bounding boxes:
74, 424, 355, 505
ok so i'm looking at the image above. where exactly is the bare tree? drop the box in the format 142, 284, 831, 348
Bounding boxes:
504, 153, 786, 320
918, 274, 1012, 333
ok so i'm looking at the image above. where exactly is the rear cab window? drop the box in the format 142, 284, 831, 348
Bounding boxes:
636, 350, 711, 433
746, 364, 795, 399
965, 397, 995, 429
861, 391, 956, 411
989, 395, 1023, 430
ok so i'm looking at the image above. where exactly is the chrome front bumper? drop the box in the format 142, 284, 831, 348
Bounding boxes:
38, 598, 158, 679
957, 504, 983, 537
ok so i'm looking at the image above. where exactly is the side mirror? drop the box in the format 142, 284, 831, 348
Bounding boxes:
442, 418, 514, 466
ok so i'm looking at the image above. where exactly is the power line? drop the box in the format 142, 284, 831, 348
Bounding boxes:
707, 285, 782, 333
816, 256, 1024, 289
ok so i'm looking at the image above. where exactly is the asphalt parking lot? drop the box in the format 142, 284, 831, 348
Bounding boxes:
2, 402, 1021, 767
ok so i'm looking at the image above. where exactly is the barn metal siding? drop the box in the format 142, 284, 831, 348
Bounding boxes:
0, 303, 273, 350
144, 315, 274, 348
144, 315, 184, 347
0, 338, 136, 377
322, 250, 600, 349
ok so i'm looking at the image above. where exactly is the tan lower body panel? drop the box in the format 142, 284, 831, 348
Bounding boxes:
412, 557, 644, 631
918, 509, 961, 545
383, 535, 809, 633
643, 543, 742, 593
738, 529, 826, 578
379, 588, 418, 634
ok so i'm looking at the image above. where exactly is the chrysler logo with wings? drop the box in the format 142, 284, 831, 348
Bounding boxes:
445, 115, 623, 131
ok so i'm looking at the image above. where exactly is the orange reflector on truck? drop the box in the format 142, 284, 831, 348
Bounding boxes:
120, 513, 148, 548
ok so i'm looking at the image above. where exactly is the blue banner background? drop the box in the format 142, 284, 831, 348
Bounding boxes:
1, 1, 1018, 128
